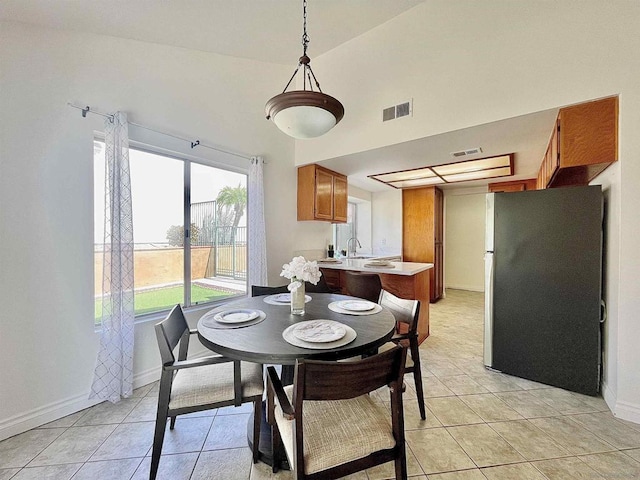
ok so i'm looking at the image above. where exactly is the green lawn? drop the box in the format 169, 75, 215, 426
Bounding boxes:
95, 284, 236, 322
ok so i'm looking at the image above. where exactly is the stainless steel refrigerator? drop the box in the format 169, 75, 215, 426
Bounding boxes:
483, 185, 603, 396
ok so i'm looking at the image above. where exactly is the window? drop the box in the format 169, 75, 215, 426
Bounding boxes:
94, 141, 247, 323
333, 202, 357, 255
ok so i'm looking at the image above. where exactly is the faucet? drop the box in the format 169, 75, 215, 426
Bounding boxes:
347, 237, 361, 257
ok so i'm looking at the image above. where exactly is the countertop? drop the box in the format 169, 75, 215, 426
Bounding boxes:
317, 258, 433, 276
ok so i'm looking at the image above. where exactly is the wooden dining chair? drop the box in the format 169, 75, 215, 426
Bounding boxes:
251, 284, 289, 297
266, 345, 408, 480
377, 290, 426, 420
150, 304, 265, 480
344, 271, 382, 302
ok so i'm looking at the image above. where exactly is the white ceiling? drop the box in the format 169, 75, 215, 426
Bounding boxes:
1, 0, 558, 192
0, 0, 424, 65
319, 108, 560, 192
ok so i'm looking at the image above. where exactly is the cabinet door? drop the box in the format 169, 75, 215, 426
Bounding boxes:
332, 175, 348, 223
431, 242, 443, 302
314, 168, 334, 220
434, 187, 444, 243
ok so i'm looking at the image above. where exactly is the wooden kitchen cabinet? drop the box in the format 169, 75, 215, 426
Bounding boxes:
402, 186, 443, 302
538, 96, 618, 189
488, 179, 537, 193
297, 164, 348, 222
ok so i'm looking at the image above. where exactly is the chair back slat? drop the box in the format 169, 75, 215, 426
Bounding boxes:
297, 345, 406, 401
379, 290, 420, 334
251, 285, 289, 297
155, 304, 189, 365
344, 271, 382, 303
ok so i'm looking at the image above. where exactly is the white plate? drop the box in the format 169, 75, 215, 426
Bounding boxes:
283, 323, 357, 350
214, 309, 260, 324
328, 302, 383, 316
337, 300, 377, 312
366, 260, 391, 266
271, 293, 291, 303
266, 293, 312, 305
292, 320, 347, 343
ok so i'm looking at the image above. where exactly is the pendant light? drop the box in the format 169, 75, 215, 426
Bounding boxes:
265, 0, 344, 139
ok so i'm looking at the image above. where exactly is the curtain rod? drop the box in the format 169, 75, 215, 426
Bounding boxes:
67, 102, 253, 161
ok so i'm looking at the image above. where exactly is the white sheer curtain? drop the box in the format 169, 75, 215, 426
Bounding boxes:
90, 111, 135, 403
248, 156, 268, 287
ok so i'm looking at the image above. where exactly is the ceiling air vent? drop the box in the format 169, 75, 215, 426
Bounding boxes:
382, 99, 413, 122
450, 147, 483, 158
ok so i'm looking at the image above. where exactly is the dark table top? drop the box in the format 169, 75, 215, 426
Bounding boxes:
197, 293, 396, 365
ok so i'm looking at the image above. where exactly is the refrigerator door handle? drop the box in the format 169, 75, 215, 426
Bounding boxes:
483, 252, 494, 367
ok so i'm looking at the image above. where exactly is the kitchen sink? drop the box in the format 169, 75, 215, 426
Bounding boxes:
346, 255, 376, 259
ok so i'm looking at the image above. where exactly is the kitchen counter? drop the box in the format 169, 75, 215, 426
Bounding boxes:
317, 258, 433, 276
318, 260, 434, 343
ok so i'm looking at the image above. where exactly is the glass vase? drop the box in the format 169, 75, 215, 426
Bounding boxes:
290, 282, 306, 315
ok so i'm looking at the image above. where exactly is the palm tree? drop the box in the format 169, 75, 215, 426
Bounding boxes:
216, 184, 247, 244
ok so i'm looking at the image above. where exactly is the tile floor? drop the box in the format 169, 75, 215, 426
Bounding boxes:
2, 289, 640, 479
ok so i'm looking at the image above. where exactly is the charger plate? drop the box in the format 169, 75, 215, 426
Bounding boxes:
200, 309, 266, 329
283, 321, 356, 349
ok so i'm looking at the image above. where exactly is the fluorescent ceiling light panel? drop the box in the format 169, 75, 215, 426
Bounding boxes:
368, 153, 514, 188
432, 155, 511, 175
373, 167, 437, 182
388, 177, 445, 188
442, 166, 513, 182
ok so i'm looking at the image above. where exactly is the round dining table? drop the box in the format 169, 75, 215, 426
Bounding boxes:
196, 292, 397, 365
196, 292, 397, 467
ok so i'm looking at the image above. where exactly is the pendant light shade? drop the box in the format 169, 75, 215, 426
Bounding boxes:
266, 91, 344, 139
265, 0, 344, 139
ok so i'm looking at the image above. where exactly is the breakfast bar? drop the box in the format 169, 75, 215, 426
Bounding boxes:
319, 258, 434, 342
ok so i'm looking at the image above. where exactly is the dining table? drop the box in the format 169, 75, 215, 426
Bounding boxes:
196, 292, 397, 466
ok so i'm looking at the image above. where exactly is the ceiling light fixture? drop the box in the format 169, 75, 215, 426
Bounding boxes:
265, 0, 344, 139
368, 154, 514, 189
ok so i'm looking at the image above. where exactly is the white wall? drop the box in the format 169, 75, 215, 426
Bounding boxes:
371, 189, 402, 257
0, 21, 331, 440
591, 161, 621, 413
296, 1, 639, 422
444, 189, 487, 292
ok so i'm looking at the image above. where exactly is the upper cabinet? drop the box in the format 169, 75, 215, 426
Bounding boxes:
488, 179, 537, 193
538, 96, 618, 189
297, 164, 348, 223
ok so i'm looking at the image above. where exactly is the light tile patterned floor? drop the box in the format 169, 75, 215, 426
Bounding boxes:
1, 289, 639, 479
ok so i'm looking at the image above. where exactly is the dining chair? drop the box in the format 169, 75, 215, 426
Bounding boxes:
150, 304, 265, 480
377, 289, 426, 420
344, 271, 382, 302
251, 284, 289, 297
266, 345, 408, 480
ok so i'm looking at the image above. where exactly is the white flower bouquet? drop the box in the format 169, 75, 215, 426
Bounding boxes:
280, 256, 322, 291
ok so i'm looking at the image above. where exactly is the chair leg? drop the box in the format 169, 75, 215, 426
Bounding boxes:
149, 406, 169, 480
410, 342, 426, 420
169, 416, 177, 429
252, 398, 262, 463
271, 419, 282, 473
395, 442, 408, 480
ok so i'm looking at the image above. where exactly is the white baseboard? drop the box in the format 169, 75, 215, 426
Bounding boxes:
445, 284, 484, 292
601, 380, 640, 425
614, 399, 640, 425
0, 367, 162, 442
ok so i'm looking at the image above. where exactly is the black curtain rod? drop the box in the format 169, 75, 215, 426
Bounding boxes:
67, 102, 253, 160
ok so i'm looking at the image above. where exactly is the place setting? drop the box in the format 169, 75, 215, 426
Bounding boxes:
364, 259, 395, 269
328, 298, 382, 315
263, 292, 312, 306
199, 308, 266, 329
282, 319, 356, 349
